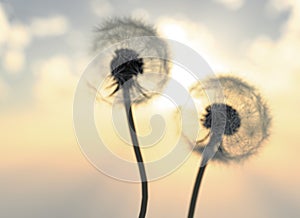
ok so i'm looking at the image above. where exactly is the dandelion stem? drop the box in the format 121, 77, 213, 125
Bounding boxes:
123, 86, 148, 218
188, 164, 207, 218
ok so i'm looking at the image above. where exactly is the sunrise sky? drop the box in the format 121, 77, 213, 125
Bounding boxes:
1, 0, 300, 217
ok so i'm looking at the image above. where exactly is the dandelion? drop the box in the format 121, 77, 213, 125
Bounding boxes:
90, 17, 170, 104
90, 17, 170, 218
187, 75, 271, 218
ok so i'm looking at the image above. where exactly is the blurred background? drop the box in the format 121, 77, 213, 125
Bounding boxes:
1, 0, 300, 217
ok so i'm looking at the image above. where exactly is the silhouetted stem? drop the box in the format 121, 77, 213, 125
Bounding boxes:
188, 164, 207, 218
123, 87, 148, 218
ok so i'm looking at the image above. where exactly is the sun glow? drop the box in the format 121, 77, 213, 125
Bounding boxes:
158, 21, 187, 41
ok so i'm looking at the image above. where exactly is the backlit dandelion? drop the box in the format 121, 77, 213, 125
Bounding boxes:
187, 75, 271, 217
191, 75, 271, 163
89, 17, 171, 218
89, 17, 170, 104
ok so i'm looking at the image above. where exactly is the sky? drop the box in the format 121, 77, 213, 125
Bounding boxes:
1, 0, 300, 217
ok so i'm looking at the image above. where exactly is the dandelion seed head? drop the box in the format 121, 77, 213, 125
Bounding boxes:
89, 17, 170, 104
189, 75, 271, 163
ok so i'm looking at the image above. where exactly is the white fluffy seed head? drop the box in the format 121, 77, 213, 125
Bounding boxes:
88, 17, 171, 105
190, 75, 271, 164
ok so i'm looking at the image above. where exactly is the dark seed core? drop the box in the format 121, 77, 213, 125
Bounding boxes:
201, 103, 241, 136
110, 48, 144, 86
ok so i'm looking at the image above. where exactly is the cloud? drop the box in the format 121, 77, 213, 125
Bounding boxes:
219, 0, 300, 94
32, 55, 80, 106
7, 23, 31, 49
0, 4, 31, 74
156, 1, 300, 99
155, 0, 299, 98
0, 3, 10, 47
2, 49, 25, 74
267, 0, 292, 13
90, 0, 113, 17
156, 16, 228, 73
0, 11, 69, 74
156, 16, 215, 49
214, 0, 244, 10
0, 4, 31, 50
30, 15, 69, 37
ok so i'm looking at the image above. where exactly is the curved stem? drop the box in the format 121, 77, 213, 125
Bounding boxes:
123, 87, 148, 218
188, 164, 207, 218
